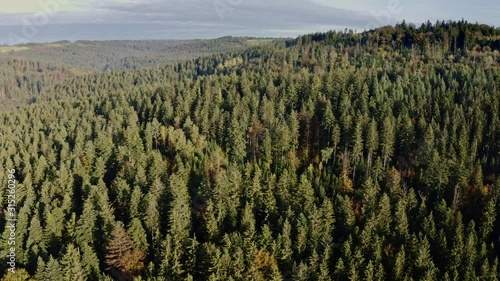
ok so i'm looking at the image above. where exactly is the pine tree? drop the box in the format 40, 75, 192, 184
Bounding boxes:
81, 244, 100, 281
381, 116, 395, 169
44, 256, 62, 281
105, 221, 145, 278
394, 200, 409, 237
394, 245, 406, 280
278, 218, 293, 265
168, 170, 192, 261
462, 221, 478, 280
128, 218, 149, 250
35, 257, 46, 281
129, 185, 143, 220
76, 198, 97, 247
60, 244, 86, 281
414, 236, 437, 280
337, 194, 356, 233
479, 197, 496, 240
366, 118, 379, 173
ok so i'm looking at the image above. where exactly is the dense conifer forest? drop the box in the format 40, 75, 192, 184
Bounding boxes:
0, 37, 279, 109
0, 20, 500, 280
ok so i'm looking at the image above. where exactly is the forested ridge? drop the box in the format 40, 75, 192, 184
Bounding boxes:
0, 21, 500, 280
0, 37, 279, 109
0, 37, 279, 72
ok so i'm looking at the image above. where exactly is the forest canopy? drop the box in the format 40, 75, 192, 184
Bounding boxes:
0, 20, 499, 281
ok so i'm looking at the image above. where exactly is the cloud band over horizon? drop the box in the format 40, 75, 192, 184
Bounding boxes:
0, 0, 498, 44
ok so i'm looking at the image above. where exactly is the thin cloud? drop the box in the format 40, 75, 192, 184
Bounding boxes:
0, 0, 498, 44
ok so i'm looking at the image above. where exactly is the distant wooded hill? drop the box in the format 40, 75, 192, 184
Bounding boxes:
0, 37, 283, 109
0, 37, 282, 72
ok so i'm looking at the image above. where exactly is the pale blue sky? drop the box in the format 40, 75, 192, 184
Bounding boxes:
0, 0, 498, 44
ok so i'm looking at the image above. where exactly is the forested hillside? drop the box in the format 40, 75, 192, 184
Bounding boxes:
0, 37, 279, 72
0, 59, 80, 109
0, 20, 500, 281
0, 37, 279, 109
